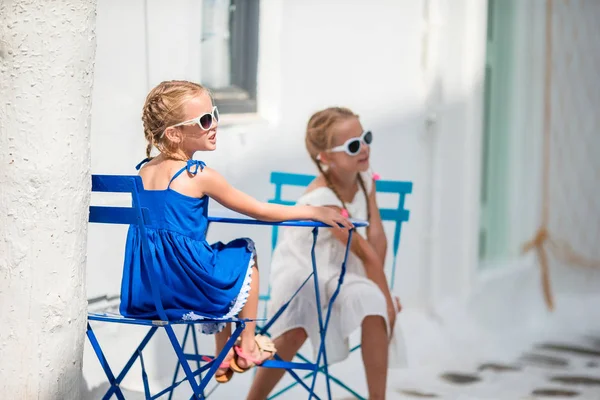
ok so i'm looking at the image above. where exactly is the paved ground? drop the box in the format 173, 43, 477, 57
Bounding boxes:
388, 334, 600, 400
86, 329, 600, 399
85, 266, 600, 399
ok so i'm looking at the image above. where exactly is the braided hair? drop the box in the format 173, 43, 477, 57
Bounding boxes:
305, 107, 371, 221
141, 80, 207, 160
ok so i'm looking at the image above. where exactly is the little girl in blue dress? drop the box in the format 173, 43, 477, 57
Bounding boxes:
120, 80, 353, 382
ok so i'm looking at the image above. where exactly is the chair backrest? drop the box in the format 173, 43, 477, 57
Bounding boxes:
267, 171, 412, 291
89, 175, 167, 321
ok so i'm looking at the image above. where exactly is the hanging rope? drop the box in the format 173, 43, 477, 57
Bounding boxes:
522, 0, 554, 311
522, 0, 600, 312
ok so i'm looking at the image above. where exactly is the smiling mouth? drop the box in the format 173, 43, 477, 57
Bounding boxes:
208, 133, 217, 142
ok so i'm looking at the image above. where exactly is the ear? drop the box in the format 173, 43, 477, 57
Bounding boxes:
164, 126, 182, 144
317, 151, 330, 165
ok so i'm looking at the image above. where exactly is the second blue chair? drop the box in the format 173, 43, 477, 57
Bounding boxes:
259, 171, 412, 399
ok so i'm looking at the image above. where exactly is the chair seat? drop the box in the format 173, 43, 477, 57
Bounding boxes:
88, 311, 243, 326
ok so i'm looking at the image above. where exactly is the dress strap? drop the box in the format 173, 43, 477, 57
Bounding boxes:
135, 158, 151, 171
167, 159, 206, 188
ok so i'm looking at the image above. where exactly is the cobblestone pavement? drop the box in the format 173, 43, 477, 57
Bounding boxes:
388, 334, 600, 400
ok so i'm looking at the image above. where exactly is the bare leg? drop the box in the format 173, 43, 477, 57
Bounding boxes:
236, 256, 275, 368
361, 315, 388, 400
246, 328, 308, 400
214, 323, 233, 378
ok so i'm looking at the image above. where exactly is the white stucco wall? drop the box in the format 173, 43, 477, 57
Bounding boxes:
87, 0, 433, 310
0, 1, 97, 399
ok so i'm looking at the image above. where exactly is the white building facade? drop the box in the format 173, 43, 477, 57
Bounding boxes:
84, 0, 600, 397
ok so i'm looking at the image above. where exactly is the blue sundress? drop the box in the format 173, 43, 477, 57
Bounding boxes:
119, 159, 255, 334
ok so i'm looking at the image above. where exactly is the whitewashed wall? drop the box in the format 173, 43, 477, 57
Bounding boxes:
84, 0, 492, 395
0, 2, 97, 399
87, 0, 433, 311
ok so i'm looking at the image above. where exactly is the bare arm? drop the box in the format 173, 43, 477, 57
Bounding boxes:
365, 183, 402, 320
326, 206, 394, 313
366, 181, 388, 263
198, 168, 353, 230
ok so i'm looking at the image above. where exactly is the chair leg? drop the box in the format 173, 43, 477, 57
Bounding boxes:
265, 354, 322, 400
176, 325, 205, 399
138, 349, 152, 398
307, 228, 332, 400
169, 324, 194, 400
299, 350, 367, 400
326, 372, 366, 400
163, 325, 204, 398
115, 327, 158, 383
327, 343, 366, 399
190, 325, 203, 389
100, 327, 158, 399
197, 320, 245, 391
86, 323, 126, 400
266, 353, 366, 400
317, 340, 333, 399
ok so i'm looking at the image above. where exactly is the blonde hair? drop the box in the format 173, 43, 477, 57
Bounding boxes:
305, 107, 370, 219
141, 80, 208, 159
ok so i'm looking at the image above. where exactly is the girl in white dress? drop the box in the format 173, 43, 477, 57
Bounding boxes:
249, 107, 404, 400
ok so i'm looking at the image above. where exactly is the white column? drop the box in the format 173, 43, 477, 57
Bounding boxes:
0, 1, 97, 399
430, 0, 488, 303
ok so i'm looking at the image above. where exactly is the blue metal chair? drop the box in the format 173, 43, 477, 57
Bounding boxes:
260, 171, 412, 400
86, 175, 247, 399
177, 212, 365, 400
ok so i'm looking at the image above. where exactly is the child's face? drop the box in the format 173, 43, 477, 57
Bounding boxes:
326, 117, 370, 174
178, 93, 218, 154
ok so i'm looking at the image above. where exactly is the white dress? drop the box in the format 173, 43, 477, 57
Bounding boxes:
268, 172, 406, 366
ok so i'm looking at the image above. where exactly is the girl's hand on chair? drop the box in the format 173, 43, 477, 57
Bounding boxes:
395, 296, 402, 313
387, 304, 397, 338
312, 206, 354, 231
387, 296, 402, 339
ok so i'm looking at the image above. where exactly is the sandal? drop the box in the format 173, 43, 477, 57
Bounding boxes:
229, 335, 277, 373
202, 355, 234, 383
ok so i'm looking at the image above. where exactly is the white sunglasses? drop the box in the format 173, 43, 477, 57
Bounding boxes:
163, 106, 220, 137
328, 130, 373, 156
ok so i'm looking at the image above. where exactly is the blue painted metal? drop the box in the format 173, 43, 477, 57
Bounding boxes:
103, 327, 158, 400
168, 324, 187, 400
89, 206, 140, 225
267, 353, 323, 400
88, 312, 240, 326
257, 271, 314, 335
207, 211, 368, 228
89, 173, 363, 399
308, 227, 329, 399
86, 323, 126, 400
258, 360, 317, 371
87, 174, 253, 399
203, 196, 361, 399
139, 349, 151, 399
190, 326, 203, 395
199, 219, 356, 399
251, 226, 355, 400
92, 174, 140, 193
169, 325, 204, 400
323, 229, 353, 337
261, 171, 412, 400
